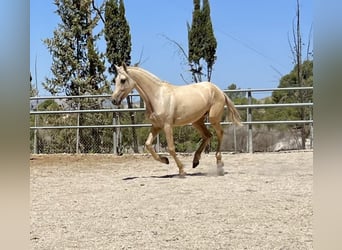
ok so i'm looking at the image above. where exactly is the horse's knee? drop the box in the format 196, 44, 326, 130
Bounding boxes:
145, 140, 153, 150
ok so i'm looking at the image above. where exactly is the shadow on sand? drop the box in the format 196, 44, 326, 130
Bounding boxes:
122, 171, 228, 181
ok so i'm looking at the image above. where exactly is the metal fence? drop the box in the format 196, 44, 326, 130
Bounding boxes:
30, 87, 313, 154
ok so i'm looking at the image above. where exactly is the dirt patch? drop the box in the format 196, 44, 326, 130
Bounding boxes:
30, 151, 313, 249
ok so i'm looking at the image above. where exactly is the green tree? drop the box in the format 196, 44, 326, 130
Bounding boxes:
188, 0, 203, 82
188, 0, 217, 82
44, 0, 110, 153
104, 0, 131, 72
202, 0, 217, 81
271, 60, 313, 140
273, 60, 313, 105
44, 0, 107, 96
273, 60, 313, 103
105, 0, 138, 154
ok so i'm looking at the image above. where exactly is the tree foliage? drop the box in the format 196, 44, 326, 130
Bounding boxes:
188, 0, 202, 69
44, 0, 108, 96
104, 0, 131, 74
104, 0, 137, 153
202, 0, 217, 81
43, 0, 111, 153
188, 0, 217, 82
273, 60, 313, 103
271, 60, 313, 123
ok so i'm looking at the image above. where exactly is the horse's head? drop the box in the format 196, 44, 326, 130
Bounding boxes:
111, 63, 137, 105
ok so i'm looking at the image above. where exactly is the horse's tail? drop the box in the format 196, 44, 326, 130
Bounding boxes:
224, 93, 242, 126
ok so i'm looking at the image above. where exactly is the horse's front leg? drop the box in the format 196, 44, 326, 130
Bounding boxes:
145, 126, 169, 165
163, 124, 186, 177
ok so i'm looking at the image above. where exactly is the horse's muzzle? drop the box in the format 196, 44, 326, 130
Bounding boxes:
112, 93, 125, 106
111, 98, 121, 106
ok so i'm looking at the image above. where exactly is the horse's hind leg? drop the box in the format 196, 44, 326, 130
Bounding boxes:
208, 98, 226, 175
210, 121, 225, 175
192, 117, 212, 168
145, 126, 169, 165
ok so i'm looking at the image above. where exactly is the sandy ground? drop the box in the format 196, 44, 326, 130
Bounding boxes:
30, 151, 313, 250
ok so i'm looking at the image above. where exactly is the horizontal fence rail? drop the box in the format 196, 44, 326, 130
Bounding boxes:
30, 103, 313, 116
30, 120, 313, 130
29, 87, 313, 100
30, 87, 313, 154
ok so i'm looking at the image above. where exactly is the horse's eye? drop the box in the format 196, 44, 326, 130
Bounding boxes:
120, 79, 126, 84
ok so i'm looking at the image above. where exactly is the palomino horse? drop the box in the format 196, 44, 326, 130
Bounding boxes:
111, 63, 241, 177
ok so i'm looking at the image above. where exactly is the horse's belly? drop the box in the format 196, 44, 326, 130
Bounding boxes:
173, 103, 209, 125
172, 85, 213, 125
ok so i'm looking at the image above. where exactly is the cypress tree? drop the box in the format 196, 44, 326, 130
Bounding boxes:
202, 0, 217, 81
188, 0, 203, 82
105, 0, 131, 74
188, 0, 217, 82
105, 0, 138, 153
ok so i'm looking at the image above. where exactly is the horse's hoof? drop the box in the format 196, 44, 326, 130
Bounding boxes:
217, 161, 224, 168
179, 172, 187, 178
160, 156, 169, 164
217, 167, 225, 176
192, 161, 199, 168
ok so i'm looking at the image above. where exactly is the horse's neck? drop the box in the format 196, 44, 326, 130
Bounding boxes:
128, 67, 162, 114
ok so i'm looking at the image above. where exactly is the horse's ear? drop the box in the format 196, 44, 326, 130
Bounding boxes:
122, 62, 127, 72
114, 64, 120, 73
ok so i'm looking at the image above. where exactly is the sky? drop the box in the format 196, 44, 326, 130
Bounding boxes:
30, 0, 313, 98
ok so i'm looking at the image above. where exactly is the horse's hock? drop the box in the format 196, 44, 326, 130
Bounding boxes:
30, 151, 313, 249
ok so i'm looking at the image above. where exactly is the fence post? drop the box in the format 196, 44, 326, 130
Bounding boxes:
33, 99, 38, 154
33, 113, 38, 154
156, 134, 160, 153
118, 115, 122, 154
309, 111, 313, 149
76, 101, 80, 154
247, 90, 253, 153
233, 125, 237, 152
113, 112, 117, 155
